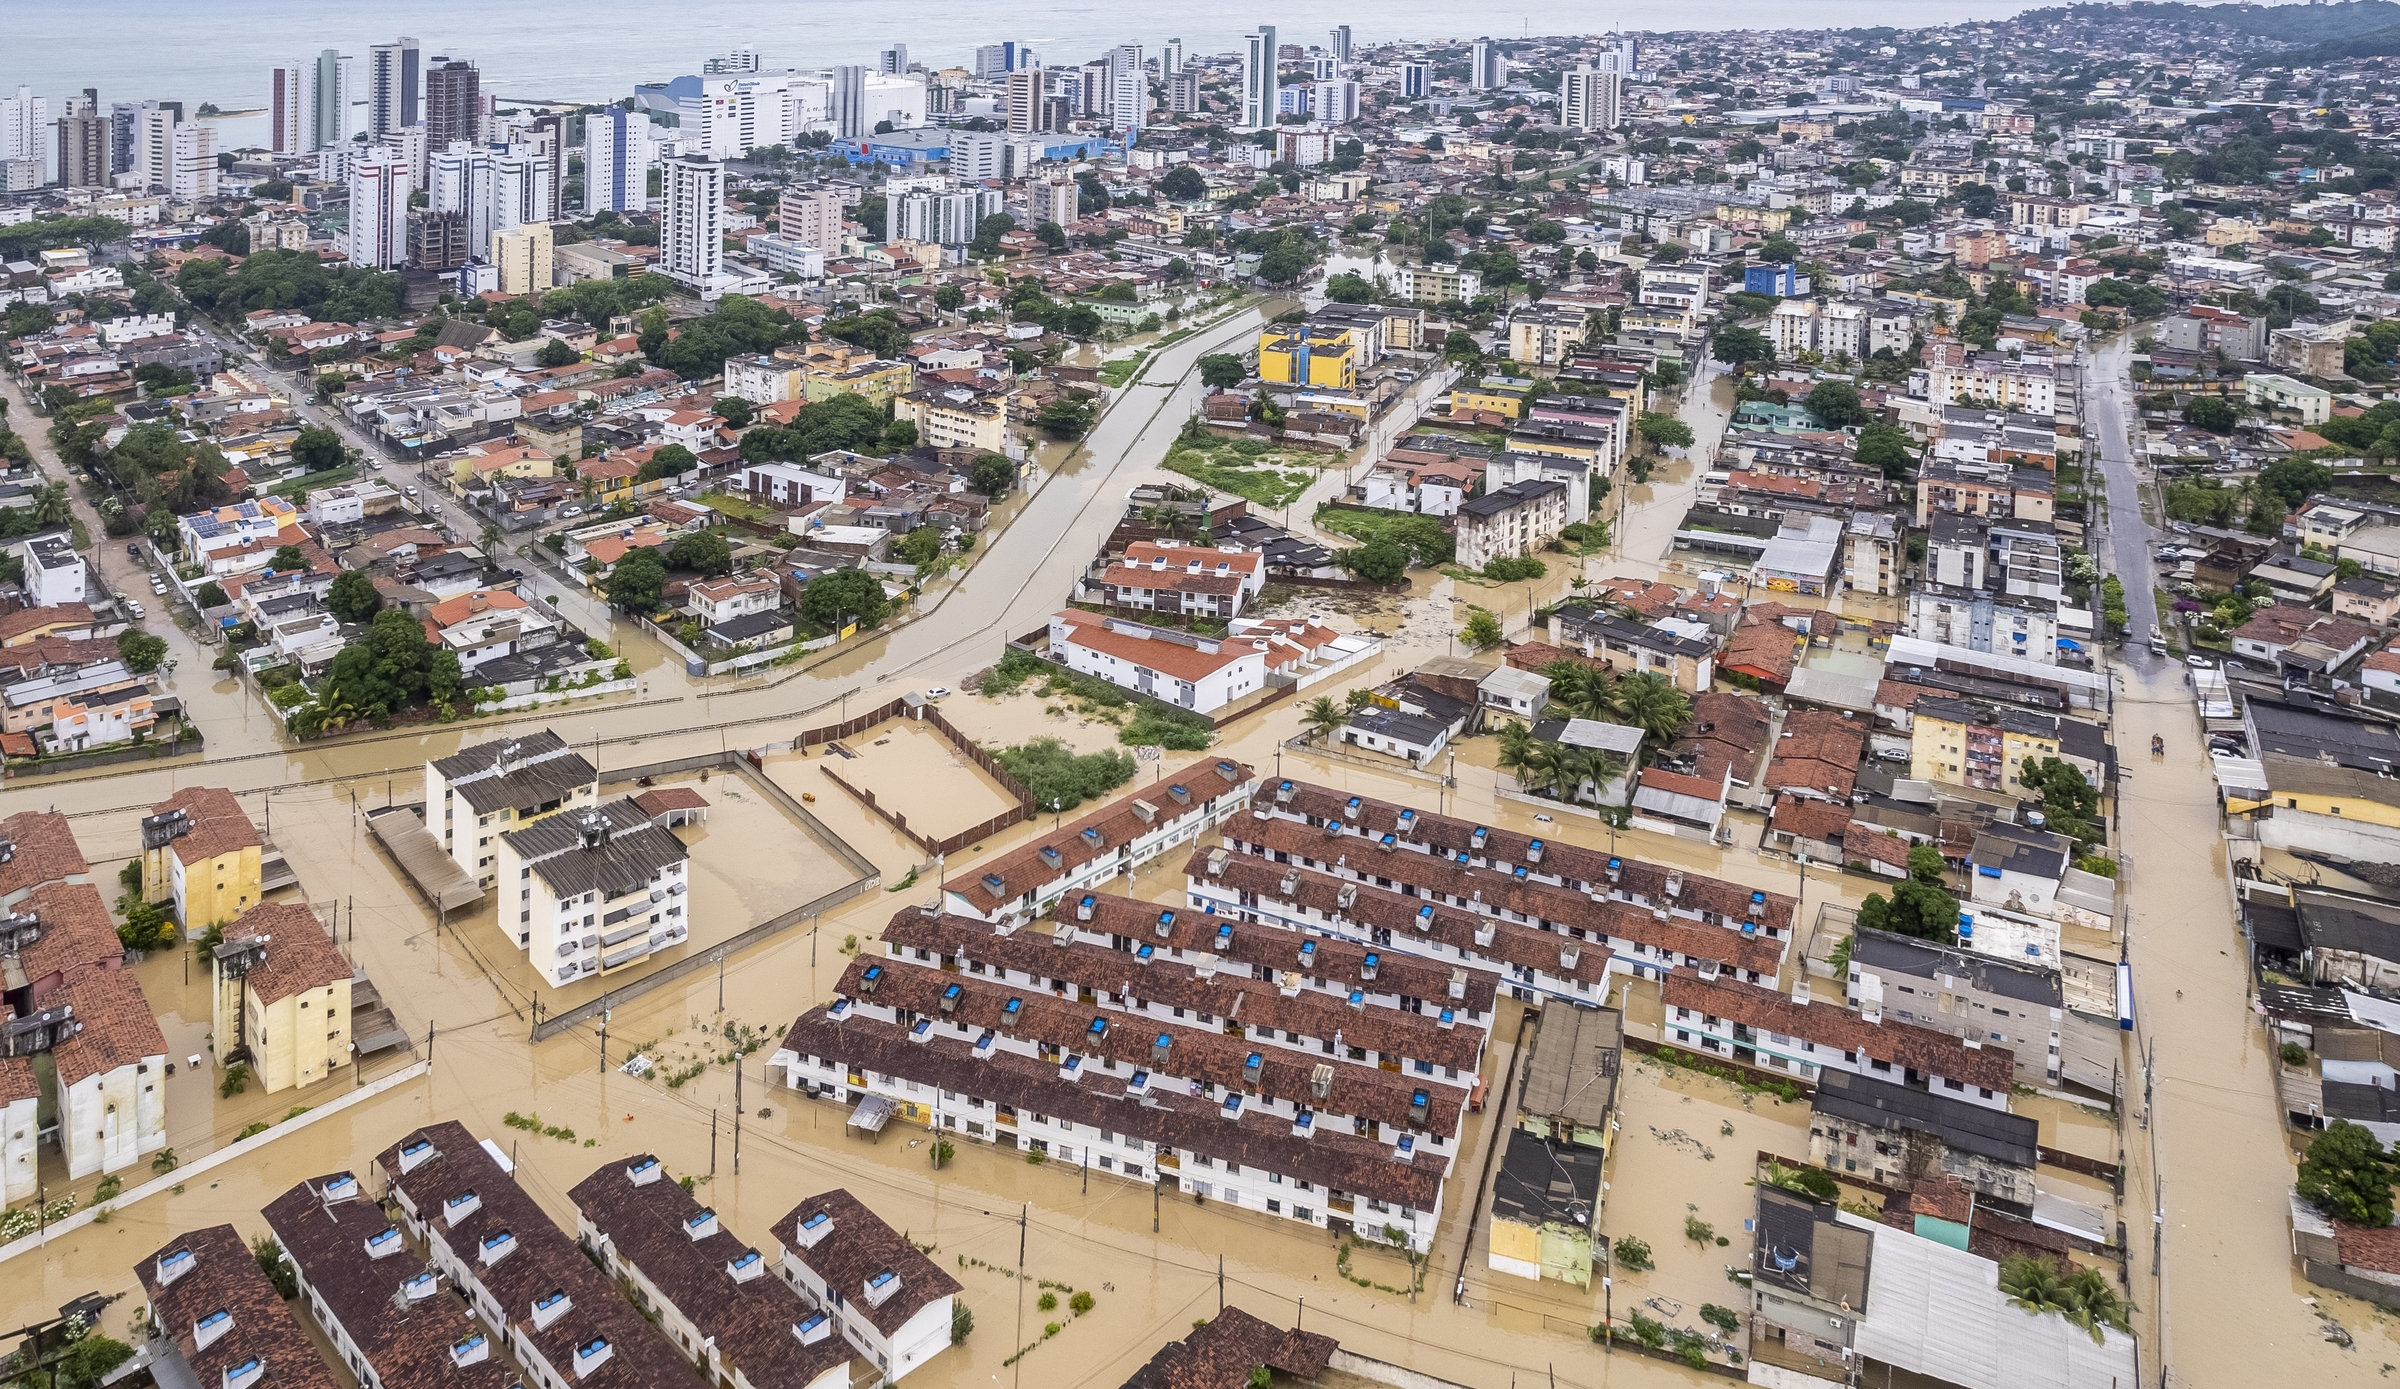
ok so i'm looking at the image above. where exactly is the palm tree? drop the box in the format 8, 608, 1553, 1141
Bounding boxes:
1300, 696, 1345, 742
2062, 1267, 2133, 1340
30, 483, 69, 528
1998, 1255, 2077, 1321
1495, 722, 1540, 790
1140, 499, 1188, 540
1539, 658, 1612, 722
1610, 671, 1691, 758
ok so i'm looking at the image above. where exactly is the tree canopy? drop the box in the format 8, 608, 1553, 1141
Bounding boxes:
177, 248, 402, 323
641, 297, 803, 378
738, 394, 889, 462
1855, 844, 1960, 942
800, 568, 890, 629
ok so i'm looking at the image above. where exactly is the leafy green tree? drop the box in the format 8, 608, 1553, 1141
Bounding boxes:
881, 418, 920, 451
669, 530, 733, 576
646, 295, 803, 378
1855, 423, 1914, 480
801, 568, 890, 629
1711, 326, 1773, 367
1198, 354, 1248, 389
193, 581, 228, 609
2019, 757, 2101, 847
1036, 397, 1096, 440
1636, 412, 1695, 454
2183, 394, 2238, 434
602, 547, 668, 612
737, 394, 888, 462
2256, 455, 2331, 509
934, 284, 966, 313
1300, 696, 1346, 740
1805, 380, 1866, 428
822, 307, 910, 358
535, 337, 583, 368
1343, 537, 1408, 584
115, 629, 167, 674
992, 737, 1137, 810
289, 425, 345, 474
1325, 271, 1375, 303
969, 453, 1017, 497
269, 544, 309, 573
639, 443, 699, 482
1461, 608, 1505, 652
1158, 165, 1207, 201
1855, 844, 1960, 942
326, 569, 382, 622
2299, 1120, 2395, 1227
1609, 671, 1690, 755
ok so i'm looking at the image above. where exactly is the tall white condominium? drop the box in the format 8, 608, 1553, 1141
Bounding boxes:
348, 148, 410, 269
1329, 25, 1351, 65
832, 64, 868, 140
312, 49, 357, 149
881, 44, 909, 75
430, 143, 497, 258
0, 86, 51, 163
1401, 60, 1427, 99
1163, 39, 1183, 77
269, 63, 305, 153
367, 37, 419, 135
583, 106, 653, 214
133, 105, 179, 188
779, 186, 842, 249
659, 155, 725, 290
169, 121, 217, 199
893, 187, 1004, 244
493, 144, 556, 228
1561, 67, 1621, 131
1241, 27, 1278, 130
1470, 39, 1503, 91
1108, 45, 1145, 131
1599, 37, 1638, 76
1313, 79, 1359, 126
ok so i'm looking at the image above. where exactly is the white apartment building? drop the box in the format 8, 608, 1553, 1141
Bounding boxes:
424, 730, 600, 889
1047, 608, 1267, 713
1241, 28, 1278, 130
495, 801, 690, 987
1454, 478, 1569, 569
583, 106, 654, 214
0, 86, 48, 164
13, 532, 87, 607
779, 186, 843, 248
659, 154, 728, 294
1561, 67, 1621, 131
54, 970, 168, 1179
768, 1191, 960, 1382
347, 146, 410, 269
891, 186, 1004, 245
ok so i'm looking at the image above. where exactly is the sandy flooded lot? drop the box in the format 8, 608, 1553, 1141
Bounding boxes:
815, 714, 1024, 841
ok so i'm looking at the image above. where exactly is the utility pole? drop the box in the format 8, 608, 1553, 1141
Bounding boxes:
426, 1021, 436, 1067
1218, 1255, 1224, 1314
1012, 1203, 1028, 1389
598, 1000, 608, 1074
711, 1109, 718, 1175
733, 1053, 744, 1174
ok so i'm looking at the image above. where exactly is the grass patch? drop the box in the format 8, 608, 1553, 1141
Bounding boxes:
694, 489, 783, 526
1162, 448, 1315, 509
991, 737, 1136, 811
1312, 504, 1454, 564
1099, 350, 1152, 387
267, 465, 357, 501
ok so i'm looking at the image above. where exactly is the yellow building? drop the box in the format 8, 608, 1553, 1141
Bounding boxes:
1256, 327, 1357, 389
141, 786, 263, 930
1906, 697, 2061, 794
1449, 384, 1527, 420
212, 903, 354, 1093
803, 357, 914, 406
893, 390, 1008, 453
1488, 1005, 1616, 1289
447, 443, 557, 497
493, 221, 555, 296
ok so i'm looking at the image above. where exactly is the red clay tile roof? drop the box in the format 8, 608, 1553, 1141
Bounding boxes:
1663, 973, 2015, 1092
51, 967, 165, 1084
1770, 793, 1852, 844
15, 881, 122, 993
1120, 1306, 1338, 1389
149, 786, 260, 866
0, 810, 90, 899
959, 757, 1251, 913
632, 787, 710, 816
222, 903, 351, 1005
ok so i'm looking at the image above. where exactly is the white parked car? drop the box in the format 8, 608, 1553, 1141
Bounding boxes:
924, 686, 952, 700
559, 504, 585, 518
124, 601, 144, 619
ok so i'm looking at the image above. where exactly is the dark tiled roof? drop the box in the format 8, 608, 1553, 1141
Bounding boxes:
767, 1188, 961, 1340
957, 757, 1251, 914
1116, 1306, 1337, 1389
1664, 973, 2016, 1092
144, 786, 260, 864
136, 1224, 342, 1389
778, 1012, 1448, 1211
567, 1156, 852, 1389
14, 881, 123, 992
431, 730, 598, 814
262, 1174, 516, 1389
1812, 1068, 2038, 1169
499, 800, 686, 901
373, 1121, 695, 1389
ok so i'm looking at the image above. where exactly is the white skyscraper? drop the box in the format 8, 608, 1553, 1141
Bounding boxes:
133, 104, 178, 189
270, 64, 306, 153
493, 144, 557, 233
367, 38, 419, 136
0, 86, 52, 164
584, 106, 653, 214
430, 143, 497, 258
1313, 79, 1359, 126
660, 154, 725, 290
1598, 37, 1638, 77
893, 187, 1004, 244
1470, 39, 1503, 91
1163, 39, 1183, 77
881, 44, 909, 75
1401, 60, 1428, 99
1108, 45, 1145, 132
348, 148, 410, 269
1561, 67, 1621, 132
1241, 27, 1278, 131
1329, 25, 1352, 65
832, 64, 868, 140
311, 49, 358, 150
168, 121, 217, 200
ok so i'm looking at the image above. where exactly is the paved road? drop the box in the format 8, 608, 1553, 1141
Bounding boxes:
2085, 334, 2162, 651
